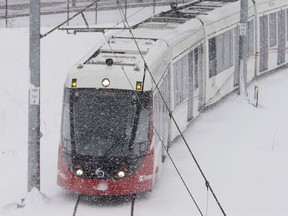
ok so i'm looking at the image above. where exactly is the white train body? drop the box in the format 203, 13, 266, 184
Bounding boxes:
58, 0, 288, 195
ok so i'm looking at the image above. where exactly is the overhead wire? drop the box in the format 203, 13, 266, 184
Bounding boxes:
102, 29, 204, 216
41, 1, 148, 39
41, 0, 98, 38
40, 0, 227, 214
115, 2, 227, 216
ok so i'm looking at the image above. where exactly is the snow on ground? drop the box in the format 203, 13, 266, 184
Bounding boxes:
1, 8, 288, 216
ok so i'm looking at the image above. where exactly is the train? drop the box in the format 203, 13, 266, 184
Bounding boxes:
57, 0, 288, 195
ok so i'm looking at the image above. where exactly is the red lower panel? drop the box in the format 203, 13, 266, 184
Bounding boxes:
57, 147, 154, 195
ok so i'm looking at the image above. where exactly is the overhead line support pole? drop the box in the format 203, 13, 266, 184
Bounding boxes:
125, 0, 127, 20
28, 0, 41, 192
5, 0, 8, 28
95, 1, 98, 24
239, 0, 249, 96
67, 0, 70, 26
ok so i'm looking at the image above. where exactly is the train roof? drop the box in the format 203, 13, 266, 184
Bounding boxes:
65, 0, 241, 90
65, 0, 287, 90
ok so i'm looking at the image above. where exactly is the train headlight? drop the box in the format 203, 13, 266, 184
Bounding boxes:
117, 171, 125, 178
76, 169, 84, 176
102, 78, 110, 87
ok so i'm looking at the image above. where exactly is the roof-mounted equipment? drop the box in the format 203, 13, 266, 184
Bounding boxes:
106, 58, 114, 66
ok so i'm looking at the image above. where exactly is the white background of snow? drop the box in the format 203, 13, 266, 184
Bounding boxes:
1, 5, 288, 216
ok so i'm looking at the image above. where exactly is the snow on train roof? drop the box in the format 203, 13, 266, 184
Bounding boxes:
143, 0, 229, 23
84, 38, 153, 66
78, 0, 240, 67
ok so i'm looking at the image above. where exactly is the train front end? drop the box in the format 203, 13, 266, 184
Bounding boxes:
57, 47, 155, 195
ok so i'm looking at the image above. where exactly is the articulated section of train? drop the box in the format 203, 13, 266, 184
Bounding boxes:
57, 0, 288, 195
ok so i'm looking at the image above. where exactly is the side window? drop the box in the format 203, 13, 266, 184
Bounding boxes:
269, 12, 277, 47
154, 69, 170, 143
198, 44, 203, 88
62, 89, 72, 153
209, 29, 234, 77
287, 9, 288, 41
188, 50, 194, 89
173, 55, 188, 107
194, 48, 199, 90
173, 59, 182, 106
216, 33, 224, 73
224, 30, 233, 70
209, 37, 217, 78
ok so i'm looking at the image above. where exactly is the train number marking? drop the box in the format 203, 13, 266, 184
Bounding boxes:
29, 87, 40, 105
139, 174, 153, 182
239, 23, 247, 36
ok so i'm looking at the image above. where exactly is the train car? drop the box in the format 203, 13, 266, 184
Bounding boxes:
57, 0, 288, 195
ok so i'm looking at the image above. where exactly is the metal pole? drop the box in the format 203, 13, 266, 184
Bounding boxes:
28, 0, 41, 192
5, 0, 8, 28
125, 0, 127, 20
67, 0, 70, 26
153, 0, 156, 14
238, 0, 249, 96
95, 2, 98, 24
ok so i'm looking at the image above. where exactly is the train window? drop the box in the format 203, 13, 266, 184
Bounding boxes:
260, 15, 269, 72
224, 30, 233, 70
173, 55, 188, 107
183, 56, 189, 101
269, 13, 277, 47
287, 9, 288, 41
198, 44, 203, 88
153, 72, 170, 145
209, 37, 217, 78
62, 89, 72, 153
216, 33, 225, 73
278, 9, 286, 65
211, 29, 234, 76
248, 20, 255, 56
194, 48, 199, 90
134, 107, 150, 154
68, 89, 151, 157
188, 50, 194, 89
173, 59, 182, 106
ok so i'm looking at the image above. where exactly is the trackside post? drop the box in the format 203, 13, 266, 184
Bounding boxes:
28, 0, 41, 192
239, 0, 249, 97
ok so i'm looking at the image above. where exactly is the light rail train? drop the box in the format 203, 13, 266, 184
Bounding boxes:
57, 0, 288, 195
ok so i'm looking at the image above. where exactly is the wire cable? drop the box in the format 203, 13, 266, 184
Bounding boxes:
102, 31, 204, 216
41, 0, 98, 38
116, 3, 227, 216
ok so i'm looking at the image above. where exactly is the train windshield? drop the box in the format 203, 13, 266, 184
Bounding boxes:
63, 88, 151, 158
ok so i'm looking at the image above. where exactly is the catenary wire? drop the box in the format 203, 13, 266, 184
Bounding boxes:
116, 3, 227, 216
102, 31, 204, 216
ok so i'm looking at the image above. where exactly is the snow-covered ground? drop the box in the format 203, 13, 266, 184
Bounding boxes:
1, 7, 288, 216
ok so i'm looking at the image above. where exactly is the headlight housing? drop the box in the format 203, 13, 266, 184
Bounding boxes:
72, 164, 85, 177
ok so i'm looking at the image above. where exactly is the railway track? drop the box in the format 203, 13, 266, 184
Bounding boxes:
72, 194, 137, 216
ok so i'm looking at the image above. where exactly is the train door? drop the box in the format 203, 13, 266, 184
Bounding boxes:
277, 10, 286, 65
259, 15, 268, 72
